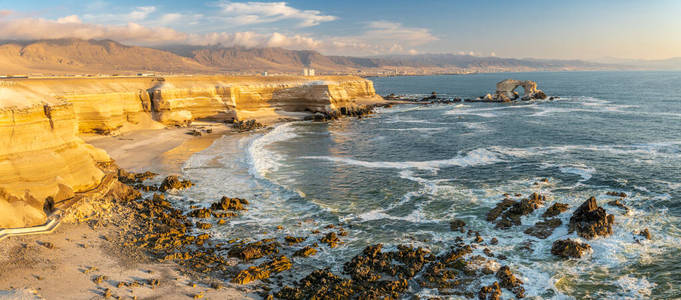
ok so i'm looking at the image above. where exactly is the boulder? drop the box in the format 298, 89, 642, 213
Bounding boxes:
551, 239, 591, 258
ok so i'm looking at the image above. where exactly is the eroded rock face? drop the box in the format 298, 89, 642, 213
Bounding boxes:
551, 239, 591, 258
568, 197, 614, 239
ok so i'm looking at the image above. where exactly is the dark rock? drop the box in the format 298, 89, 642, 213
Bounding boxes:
293, 246, 317, 257
228, 239, 280, 261
188, 208, 212, 218
490, 237, 499, 245
568, 197, 614, 239
450, 219, 466, 232
606, 191, 627, 198
638, 228, 651, 240
210, 196, 248, 211
320, 232, 340, 248
493, 193, 545, 229
607, 199, 629, 211
159, 175, 193, 192
232, 256, 291, 284
284, 236, 306, 245
542, 203, 569, 218
232, 119, 265, 132
478, 281, 502, 300
551, 239, 591, 258
524, 218, 562, 239
496, 266, 525, 298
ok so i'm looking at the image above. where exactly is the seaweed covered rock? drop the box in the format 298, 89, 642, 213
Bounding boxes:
478, 282, 502, 300
228, 239, 280, 261
159, 175, 193, 192
320, 232, 340, 248
551, 239, 591, 258
568, 197, 614, 239
275, 269, 354, 299
210, 196, 248, 211
293, 246, 317, 257
233, 256, 291, 284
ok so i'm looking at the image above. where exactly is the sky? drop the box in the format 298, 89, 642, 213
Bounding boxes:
0, 0, 680, 60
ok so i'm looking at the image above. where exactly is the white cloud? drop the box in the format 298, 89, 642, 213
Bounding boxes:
159, 13, 183, 24
127, 6, 156, 21
0, 11, 436, 56
56, 15, 82, 24
0, 17, 188, 45
216, 1, 337, 27
314, 21, 437, 55
82, 6, 157, 24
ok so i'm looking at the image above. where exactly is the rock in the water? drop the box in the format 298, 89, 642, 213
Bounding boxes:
159, 175, 193, 192
210, 196, 248, 211
492, 193, 545, 229
478, 281, 502, 300
607, 199, 629, 212
450, 219, 466, 232
638, 228, 651, 240
542, 203, 569, 218
496, 266, 525, 298
320, 232, 340, 248
293, 246, 317, 257
524, 218, 562, 239
606, 191, 627, 198
551, 239, 591, 258
568, 197, 614, 239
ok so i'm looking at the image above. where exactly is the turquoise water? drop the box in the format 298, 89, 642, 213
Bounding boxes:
179, 72, 681, 298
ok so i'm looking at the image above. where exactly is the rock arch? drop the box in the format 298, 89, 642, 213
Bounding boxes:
486, 79, 547, 101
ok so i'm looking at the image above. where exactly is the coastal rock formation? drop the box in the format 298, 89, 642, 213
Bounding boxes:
0, 103, 110, 228
0, 75, 383, 228
482, 79, 547, 102
568, 197, 615, 239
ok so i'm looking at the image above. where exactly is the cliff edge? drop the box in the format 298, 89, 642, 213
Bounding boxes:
0, 75, 384, 228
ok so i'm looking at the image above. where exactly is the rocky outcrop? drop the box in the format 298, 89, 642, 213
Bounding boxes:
568, 197, 615, 239
0, 75, 383, 228
481, 79, 547, 102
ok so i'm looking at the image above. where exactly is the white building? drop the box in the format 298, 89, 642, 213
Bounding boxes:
303, 68, 315, 76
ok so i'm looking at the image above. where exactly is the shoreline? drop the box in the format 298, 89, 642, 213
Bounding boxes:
0, 103, 390, 299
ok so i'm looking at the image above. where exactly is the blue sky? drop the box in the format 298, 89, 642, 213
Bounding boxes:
1, 0, 680, 59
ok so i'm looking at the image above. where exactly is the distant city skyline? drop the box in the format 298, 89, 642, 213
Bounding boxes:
0, 0, 679, 60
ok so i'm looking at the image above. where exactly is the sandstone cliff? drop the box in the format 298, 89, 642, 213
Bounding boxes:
0, 75, 383, 228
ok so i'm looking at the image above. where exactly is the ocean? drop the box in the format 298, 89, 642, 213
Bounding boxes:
176, 72, 681, 298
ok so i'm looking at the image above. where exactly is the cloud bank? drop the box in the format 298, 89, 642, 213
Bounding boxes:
0, 2, 437, 56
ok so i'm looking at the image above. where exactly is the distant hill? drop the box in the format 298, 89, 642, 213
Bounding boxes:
0, 39, 210, 74
0, 38, 650, 75
592, 57, 681, 70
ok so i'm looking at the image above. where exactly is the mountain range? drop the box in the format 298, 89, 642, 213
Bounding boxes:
0, 39, 678, 75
